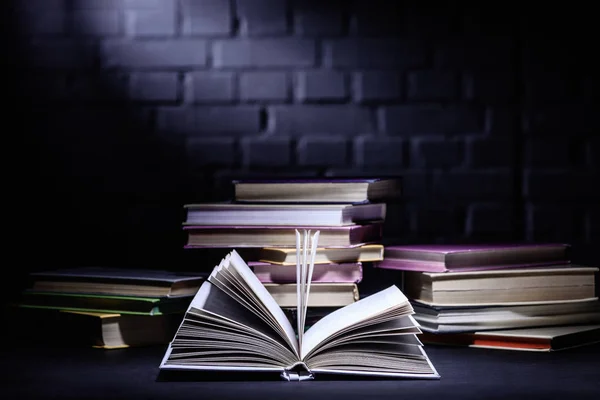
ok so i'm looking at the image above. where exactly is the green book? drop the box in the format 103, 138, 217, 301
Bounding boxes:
17, 291, 193, 316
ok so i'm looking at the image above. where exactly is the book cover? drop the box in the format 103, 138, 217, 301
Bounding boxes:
258, 244, 384, 265
30, 267, 207, 283
376, 243, 570, 272
182, 203, 386, 226
183, 223, 383, 248
419, 324, 600, 352
29, 267, 206, 298
233, 178, 402, 204
411, 298, 600, 333
18, 291, 194, 316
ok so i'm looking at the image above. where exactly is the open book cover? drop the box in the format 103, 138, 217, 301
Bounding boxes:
159, 230, 439, 381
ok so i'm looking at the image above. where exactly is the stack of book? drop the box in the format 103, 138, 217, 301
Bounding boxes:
182, 178, 402, 326
158, 178, 442, 381
374, 243, 600, 351
10, 267, 206, 349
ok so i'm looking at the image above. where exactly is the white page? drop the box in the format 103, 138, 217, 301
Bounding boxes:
296, 230, 320, 350
302, 231, 319, 335
300, 230, 309, 345
295, 230, 302, 350
301, 285, 408, 359
228, 250, 299, 358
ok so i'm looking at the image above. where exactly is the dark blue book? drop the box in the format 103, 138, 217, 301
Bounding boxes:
29, 267, 207, 298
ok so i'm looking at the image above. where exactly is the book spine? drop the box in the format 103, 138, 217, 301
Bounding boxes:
349, 223, 383, 245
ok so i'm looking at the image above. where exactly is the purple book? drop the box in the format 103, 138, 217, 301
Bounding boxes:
183, 223, 383, 248
375, 243, 571, 273
248, 261, 363, 284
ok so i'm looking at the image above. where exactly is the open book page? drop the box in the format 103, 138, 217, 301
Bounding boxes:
163, 280, 298, 369
303, 310, 437, 376
208, 262, 294, 351
308, 346, 439, 378
296, 231, 302, 350
301, 285, 411, 358
311, 316, 423, 353
304, 231, 319, 333
217, 251, 299, 357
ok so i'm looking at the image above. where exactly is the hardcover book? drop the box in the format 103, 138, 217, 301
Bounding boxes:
376, 243, 570, 272
419, 324, 600, 352
8, 307, 182, 349
159, 230, 439, 381
29, 267, 207, 298
250, 261, 363, 284
411, 298, 600, 333
183, 224, 382, 248
263, 282, 359, 308
258, 244, 383, 265
18, 291, 193, 316
402, 266, 598, 306
183, 203, 386, 226
232, 178, 402, 204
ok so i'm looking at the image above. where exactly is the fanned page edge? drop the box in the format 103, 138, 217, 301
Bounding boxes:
226, 250, 300, 358
302, 231, 319, 336
300, 285, 409, 359
295, 230, 303, 350
159, 347, 285, 373
309, 346, 441, 379
158, 282, 287, 373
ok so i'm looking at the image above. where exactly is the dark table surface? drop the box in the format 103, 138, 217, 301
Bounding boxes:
2, 342, 599, 400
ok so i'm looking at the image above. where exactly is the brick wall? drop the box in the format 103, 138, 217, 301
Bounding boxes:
6, 1, 598, 270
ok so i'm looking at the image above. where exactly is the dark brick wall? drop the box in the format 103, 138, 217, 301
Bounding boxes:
5, 1, 598, 274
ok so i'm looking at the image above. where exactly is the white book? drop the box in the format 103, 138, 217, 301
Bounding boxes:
159, 230, 439, 381
183, 203, 386, 226
412, 299, 600, 333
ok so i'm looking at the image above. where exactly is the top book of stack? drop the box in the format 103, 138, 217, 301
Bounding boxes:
376, 243, 571, 273
232, 178, 402, 204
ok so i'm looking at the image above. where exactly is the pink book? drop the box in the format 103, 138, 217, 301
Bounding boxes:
375, 243, 571, 273
248, 261, 363, 284
183, 223, 382, 248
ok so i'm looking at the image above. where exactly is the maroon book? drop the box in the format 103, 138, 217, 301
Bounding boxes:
374, 243, 571, 273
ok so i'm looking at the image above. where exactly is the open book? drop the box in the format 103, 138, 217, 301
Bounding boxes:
159, 230, 439, 381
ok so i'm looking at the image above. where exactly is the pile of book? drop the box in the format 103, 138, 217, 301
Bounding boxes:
182, 178, 402, 327
158, 177, 444, 380
10, 267, 206, 349
374, 243, 600, 351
